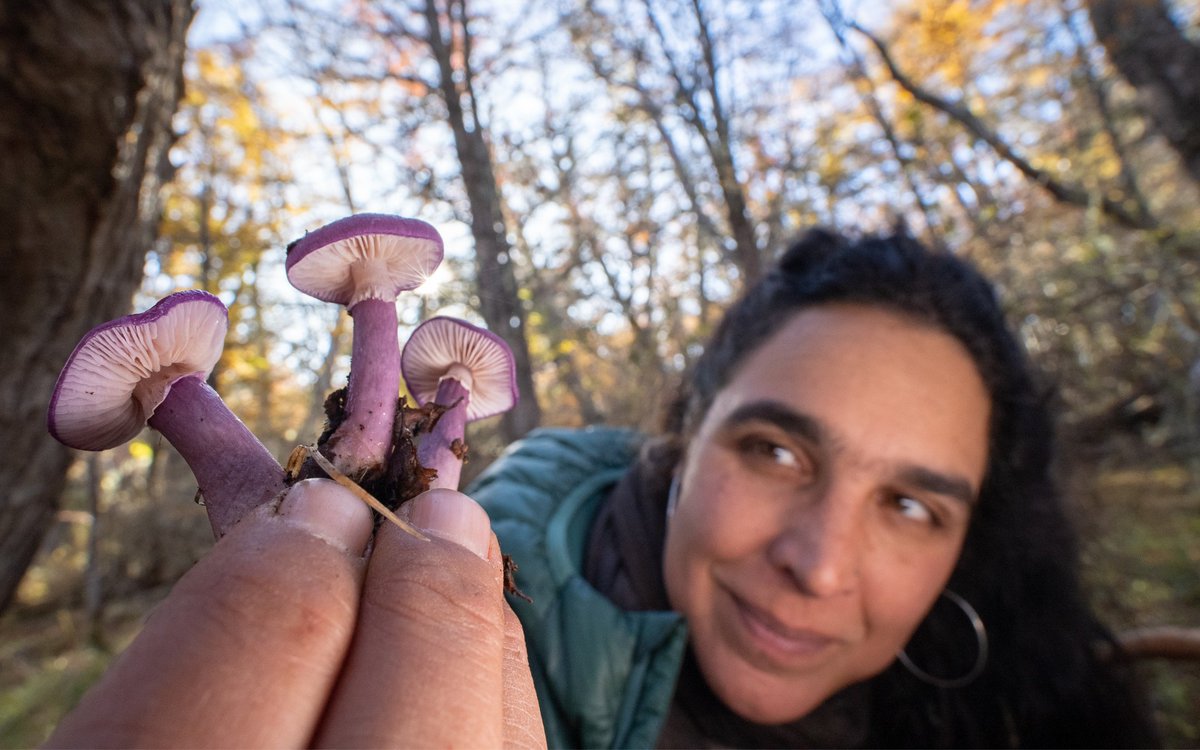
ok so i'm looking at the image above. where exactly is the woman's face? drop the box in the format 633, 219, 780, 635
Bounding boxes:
663, 303, 991, 724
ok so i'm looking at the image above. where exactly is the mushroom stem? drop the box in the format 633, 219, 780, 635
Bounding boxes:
148, 375, 287, 536
325, 297, 400, 479
416, 377, 471, 490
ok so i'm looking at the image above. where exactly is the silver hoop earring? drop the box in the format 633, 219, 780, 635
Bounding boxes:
897, 588, 988, 689
666, 475, 680, 519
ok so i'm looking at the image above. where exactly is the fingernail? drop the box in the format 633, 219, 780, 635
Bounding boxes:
408, 489, 491, 559
279, 479, 374, 555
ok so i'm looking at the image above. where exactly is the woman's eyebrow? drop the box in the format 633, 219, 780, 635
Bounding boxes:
721, 400, 824, 444
896, 465, 977, 506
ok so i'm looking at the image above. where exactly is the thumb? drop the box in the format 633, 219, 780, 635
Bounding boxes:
314, 489, 508, 748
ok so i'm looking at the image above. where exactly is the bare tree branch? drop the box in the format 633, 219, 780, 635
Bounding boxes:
820, 1, 947, 250
851, 22, 1155, 232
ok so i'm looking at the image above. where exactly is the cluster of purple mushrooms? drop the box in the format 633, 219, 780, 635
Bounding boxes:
46, 214, 518, 539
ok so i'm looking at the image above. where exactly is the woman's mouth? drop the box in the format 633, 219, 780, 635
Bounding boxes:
728, 591, 838, 665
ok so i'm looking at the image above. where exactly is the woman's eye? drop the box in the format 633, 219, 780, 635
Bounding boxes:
894, 495, 935, 525
738, 436, 802, 470
765, 443, 798, 467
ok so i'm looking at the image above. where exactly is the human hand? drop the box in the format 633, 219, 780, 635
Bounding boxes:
44, 480, 546, 749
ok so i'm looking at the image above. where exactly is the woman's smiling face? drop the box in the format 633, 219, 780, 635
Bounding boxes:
662, 303, 991, 724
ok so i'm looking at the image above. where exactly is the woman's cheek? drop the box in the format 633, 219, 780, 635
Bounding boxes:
678, 456, 775, 562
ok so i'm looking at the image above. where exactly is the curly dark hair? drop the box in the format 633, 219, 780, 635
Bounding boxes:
659, 229, 1157, 747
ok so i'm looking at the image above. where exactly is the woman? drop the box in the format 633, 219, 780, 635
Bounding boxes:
471, 229, 1157, 747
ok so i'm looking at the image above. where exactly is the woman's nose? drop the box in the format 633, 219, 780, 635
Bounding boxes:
767, 486, 863, 598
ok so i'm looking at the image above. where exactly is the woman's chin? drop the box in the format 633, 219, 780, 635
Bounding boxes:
702, 656, 832, 726
724, 689, 825, 726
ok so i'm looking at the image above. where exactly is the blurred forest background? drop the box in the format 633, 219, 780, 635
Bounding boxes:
2, 0, 1199, 744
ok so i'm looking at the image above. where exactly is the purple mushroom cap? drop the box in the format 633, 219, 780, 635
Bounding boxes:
401, 316, 518, 421
285, 213, 444, 306
47, 290, 228, 451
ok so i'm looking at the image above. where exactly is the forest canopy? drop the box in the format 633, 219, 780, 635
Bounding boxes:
158, 0, 1200, 453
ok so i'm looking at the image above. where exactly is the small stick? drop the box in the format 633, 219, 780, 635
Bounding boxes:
300, 444, 429, 541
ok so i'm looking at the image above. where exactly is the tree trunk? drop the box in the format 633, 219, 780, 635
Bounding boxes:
648, 0, 761, 282
422, 0, 541, 440
1088, 0, 1200, 186
0, 0, 194, 614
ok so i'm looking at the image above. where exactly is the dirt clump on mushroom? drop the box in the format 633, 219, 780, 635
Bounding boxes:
296, 390, 445, 512
294, 388, 527, 599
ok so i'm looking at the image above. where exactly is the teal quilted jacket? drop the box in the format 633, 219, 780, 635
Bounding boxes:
469, 427, 688, 749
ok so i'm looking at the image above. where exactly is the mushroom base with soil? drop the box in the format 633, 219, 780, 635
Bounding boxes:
298, 389, 447, 514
